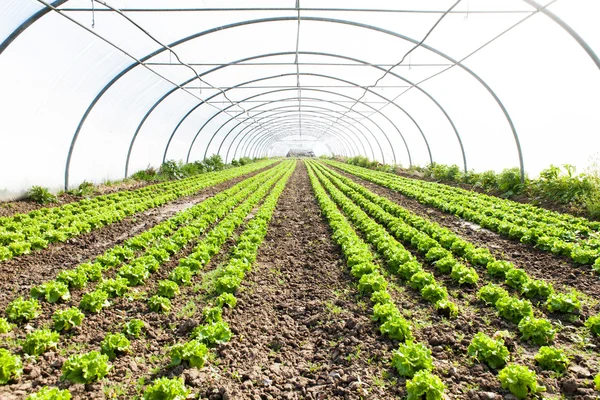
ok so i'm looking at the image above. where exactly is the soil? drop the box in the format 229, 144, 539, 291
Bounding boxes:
0, 166, 271, 310
194, 161, 400, 399
331, 166, 600, 304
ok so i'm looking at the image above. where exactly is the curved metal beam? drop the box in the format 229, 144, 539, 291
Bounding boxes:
63, 16, 519, 188
254, 126, 348, 158
217, 104, 378, 162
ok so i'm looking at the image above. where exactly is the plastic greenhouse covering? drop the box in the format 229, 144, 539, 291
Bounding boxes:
0, 0, 599, 196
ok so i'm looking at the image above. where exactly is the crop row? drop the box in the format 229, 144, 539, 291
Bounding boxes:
0, 159, 277, 262
323, 160, 600, 269
308, 161, 600, 399
0, 162, 294, 396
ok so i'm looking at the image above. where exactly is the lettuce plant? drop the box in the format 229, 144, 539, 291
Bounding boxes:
6, 297, 41, 322
214, 293, 237, 308
56, 269, 88, 289
148, 295, 171, 313
435, 299, 459, 318
495, 296, 533, 323
101, 333, 131, 360
26, 386, 72, 400
545, 291, 581, 314
372, 302, 400, 323
61, 351, 110, 384
169, 340, 208, 368
202, 306, 223, 324
521, 279, 554, 299
505, 268, 530, 290
97, 277, 129, 298
380, 315, 412, 342
421, 283, 448, 303
79, 290, 110, 313
518, 316, 556, 345
157, 280, 180, 299
214, 275, 242, 294
406, 370, 445, 400
122, 319, 145, 338
0, 318, 13, 334
192, 321, 232, 346
486, 260, 515, 278
391, 342, 433, 378
30, 281, 71, 303
498, 364, 545, 399
23, 329, 60, 356
168, 267, 193, 286
53, 307, 85, 332
76, 262, 103, 282
477, 284, 509, 306
534, 346, 569, 373
409, 271, 435, 290
467, 332, 509, 369
585, 314, 600, 335
118, 264, 150, 286
0, 349, 22, 384
357, 272, 388, 294
143, 377, 189, 400
433, 256, 457, 274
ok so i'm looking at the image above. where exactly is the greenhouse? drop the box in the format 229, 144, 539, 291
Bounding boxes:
1, 1, 599, 399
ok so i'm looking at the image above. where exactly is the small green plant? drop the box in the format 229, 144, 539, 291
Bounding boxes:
79, 290, 110, 313
143, 377, 189, 400
118, 264, 150, 286
534, 346, 569, 373
409, 271, 435, 290
28, 186, 57, 204
486, 260, 515, 278
433, 256, 458, 274
495, 296, 533, 323
434, 299, 458, 318
169, 340, 209, 368
201, 306, 223, 324
97, 277, 129, 298
6, 297, 41, 322
505, 268, 530, 290
372, 302, 400, 323
380, 315, 412, 342
157, 280, 180, 299
518, 316, 556, 345
192, 321, 232, 346
76, 262, 103, 282
585, 314, 600, 335
169, 266, 193, 286
467, 332, 509, 369
421, 283, 448, 303
450, 264, 479, 285
595, 372, 600, 391
26, 386, 72, 399
123, 319, 145, 338
0, 318, 13, 334
391, 342, 433, 378
101, 333, 131, 360
477, 284, 508, 306
545, 291, 581, 313
520, 279, 553, 299
52, 307, 84, 332
23, 329, 60, 356
148, 295, 171, 313
30, 281, 71, 303
214, 292, 237, 308
357, 272, 388, 294
406, 370, 445, 400
214, 275, 242, 294
56, 269, 88, 290
0, 348, 22, 384
61, 351, 111, 384
498, 364, 545, 399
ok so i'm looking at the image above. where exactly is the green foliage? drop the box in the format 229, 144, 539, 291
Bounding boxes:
79, 290, 110, 313
0, 349, 22, 384
477, 284, 509, 306
421, 283, 448, 303
406, 370, 445, 400
28, 186, 57, 204
534, 346, 569, 373
157, 280, 180, 299
585, 314, 600, 335
97, 277, 129, 298
517, 316, 556, 345
143, 377, 189, 400
61, 351, 110, 384
497, 168, 525, 196
357, 272, 388, 294
26, 386, 72, 400
505, 268, 530, 290
6, 297, 41, 322
101, 333, 131, 360
214, 275, 242, 294
169, 340, 209, 368
465, 248, 494, 267
169, 266, 193, 286
595, 372, 600, 391
214, 293, 237, 308
495, 296, 533, 324
76, 262, 103, 282
372, 302, 400, 323
0, 318, 14, 334
380, 315, 412, 342
30, 280, 71, 303
122, 319, 145, 338
467, 332, 509, 369
56, 269, 88, 290
370, 290, 392, 305
23, 329, 60, 356
118, 264, 150, 286
148, 295, 171, 313
424, 247, 450, 262
434, 299, 458, 319
391, 342, 433, 378
201, 306, 222, 324
498, 364, 545, 399
347, 156, 379, 169
520, 279, 553, 299
53, 307, 85, 332
192, 321, 232, 346
433, 256, 457, 274
67, 181, 95, 197
545, 291, 581, 314
450, 264, 479, 285
409, 271, 435, 290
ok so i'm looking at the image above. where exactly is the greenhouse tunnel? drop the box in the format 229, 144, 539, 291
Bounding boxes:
0, 0, 599, 196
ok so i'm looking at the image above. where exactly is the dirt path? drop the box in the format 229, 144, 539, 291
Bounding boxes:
0, 166, 272, 309
195, 161, 399, 400
331, 166, 600, 304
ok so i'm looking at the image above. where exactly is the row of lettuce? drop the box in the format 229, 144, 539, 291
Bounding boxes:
0, 159, 276, 263
0, 161, 294, 399
324, 159, 600, 271
307, 160, 600, 399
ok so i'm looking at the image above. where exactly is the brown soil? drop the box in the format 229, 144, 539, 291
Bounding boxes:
0, 167, 270, 310
332, 166, 600, 304
194, 161, 400, 399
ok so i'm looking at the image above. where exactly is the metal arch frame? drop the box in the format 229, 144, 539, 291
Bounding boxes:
253, 127, 348, 158
52, 16, 523, 188
256, 128, 345, 158
1, 8, 598, 185
128, 51, 457, 179
218, 103, 379, 162
258, 129, 341, 158
195, 71, 432, 164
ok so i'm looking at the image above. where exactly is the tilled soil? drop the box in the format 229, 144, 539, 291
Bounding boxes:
332, 167, 600, 302
0, 167, 270, 310
195, 161, 400, 399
